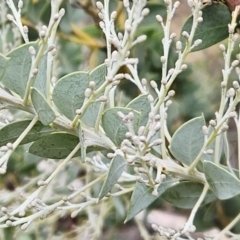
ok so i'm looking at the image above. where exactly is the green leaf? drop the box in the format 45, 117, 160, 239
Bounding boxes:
2, 42, 38, 98
99, 155, 127, 200
31, 88, 55, 125
28, 133, 80, 159
0, 120, 53, 147
52, 71, 89, 120
169, 116, 205, 165
203, 161, 240, 200
81, 64, 106, 127
89, 63, 106, 88
161, 181, 216, 209
34, 54, 47, 96
0, 54, 8, 81
125, 178, 174, 222
82, 102, 101, 127
52, 64, 106, 122
126, 94, 151, 126
102, 107, 140, 146
181, 3, 231, 51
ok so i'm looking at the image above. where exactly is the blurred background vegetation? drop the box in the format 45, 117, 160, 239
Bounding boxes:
0, 0, 240, 239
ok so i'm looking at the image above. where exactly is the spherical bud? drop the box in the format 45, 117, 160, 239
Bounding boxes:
154, 122, 161, 131
168, 90, 175, 97
206, 149, 214, 155
71, 210, 79, 218
188, 225, 196, 233
6, 143, 13, 149
98, 12, 104, 20
231, 60, 239, 68
141, 78, 147, 86
89, 81, 96, 90
137, 35, 147, 43
128, 111, 134, 120
209, 119, 216, 127
202, 125, 208, 135
160, 56, 166, 63
37, 180, 46, 186
138, 126, 145, 136
84, 88, 92, 98
179, 64, 187, 71
18, 0, 23, 9
123, 0, 130, 8
182, 31, 189, 39
59, 8, 65, 17
170, 33, 176, 39
147, 94, 154, 103
39, 30, 46, 38
118, 32, 123, 40
29, 46, 36, 55
111, 11, 117, 20
156, 15, 163, 22
62, 196, 68, 202
97, 96, 108, 102
176, 41, 182, 51
0, 146, 8, 152
221, 123, 229, 132
125, 22, 132, 32
107, 153, 115, 159
6, 220, 12, 226
221, 81, 227, 88
51, 48, 57, 56
150, 139, 162, 146
122, 139, 132, 147
75, 109, 82, 115
125, 132, 133, 138
32, 68, 38, 75
139, 136, 146, 142
99, 21, 105, 29
233, 81, 240, 89
23, 25, 28, 34
19, 210, 25, 217
227, 88, 235, 97
7, 14, 14, 21
150, 80, 158, 89
112, 50, 118, 61
161, 79, 167, 85
41, 25, 47, 31
219, 44, 226, 51
96, 1, 104, 9
174, 1, 180, 8
154, 114, 161, 121
1, 207, 8, 214
53, 13, 59, 21
194, 39, 202, 46
229, 111, 237, 118
141, 8, 150, 17
166, 100, 172, 107
197, 17, 203, 23
117, 111, 125, 119
21, 223, 28, 231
